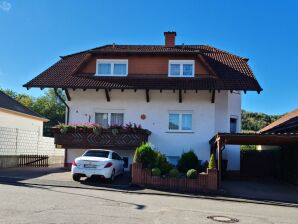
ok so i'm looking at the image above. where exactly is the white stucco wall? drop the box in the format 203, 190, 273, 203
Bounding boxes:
66, 89, 241, 170
0, 110, 44, 136
226, 91, 241, 170
214, 91, 241, 170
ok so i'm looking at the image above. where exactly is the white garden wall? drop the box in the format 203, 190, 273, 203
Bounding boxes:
0, 126, 64, 157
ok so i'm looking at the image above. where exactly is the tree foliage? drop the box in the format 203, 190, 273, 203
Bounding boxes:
0, 88, 66, 137
241, 110, 281, 132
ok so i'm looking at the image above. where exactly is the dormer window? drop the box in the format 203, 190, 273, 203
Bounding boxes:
168, 60, 195, 77
96, 59, 128, 76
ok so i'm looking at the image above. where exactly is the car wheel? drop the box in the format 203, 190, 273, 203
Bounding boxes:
72, 174, 80, 182
109, 169, 115, 183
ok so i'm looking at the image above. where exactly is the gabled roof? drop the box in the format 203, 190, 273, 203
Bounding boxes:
24, 44, 262, 92
0, 91, 48, 121
259, 109, 298, 133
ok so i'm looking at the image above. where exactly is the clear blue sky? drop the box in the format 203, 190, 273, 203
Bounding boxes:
0, 0, 297, 115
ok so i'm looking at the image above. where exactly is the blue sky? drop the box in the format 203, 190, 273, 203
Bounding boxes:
0, 0, 297, 115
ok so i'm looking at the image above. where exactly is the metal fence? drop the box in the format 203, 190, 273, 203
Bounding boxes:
0, 126, 64, 156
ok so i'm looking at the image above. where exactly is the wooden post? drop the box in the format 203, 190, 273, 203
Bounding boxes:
217, 140, 222, 188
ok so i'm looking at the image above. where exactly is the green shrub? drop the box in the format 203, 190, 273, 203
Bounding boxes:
133, 143, 156, 168
177, 150, 199, 173
186, 169, 198, 179
208, 153, 216, 169
155, 151, 173, 174
169, 168, 180, 178
151, 167, 161, 176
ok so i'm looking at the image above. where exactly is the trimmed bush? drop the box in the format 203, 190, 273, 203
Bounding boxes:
186, 169, 198, 179
133, 143, 156, 168
169, 168, 179, 178
151, 167, 161, 176
177, 150, 199, 173
208, 153, 216, 169
201, 160, 209, 172
155, 151, 173, 174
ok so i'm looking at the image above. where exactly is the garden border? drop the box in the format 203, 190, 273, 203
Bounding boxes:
132, 163, 218, 192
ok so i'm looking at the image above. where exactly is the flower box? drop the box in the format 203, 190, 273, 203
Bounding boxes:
51, 126, 151, 149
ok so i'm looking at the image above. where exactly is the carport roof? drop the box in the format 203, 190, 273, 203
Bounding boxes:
209, 132, 298, 146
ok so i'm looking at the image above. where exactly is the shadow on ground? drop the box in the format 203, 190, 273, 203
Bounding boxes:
1, 167, 298, 206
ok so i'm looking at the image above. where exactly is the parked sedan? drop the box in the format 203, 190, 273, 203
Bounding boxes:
71, 149, 124, 182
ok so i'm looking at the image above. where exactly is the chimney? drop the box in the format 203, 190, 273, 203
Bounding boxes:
164, 31, 176, 47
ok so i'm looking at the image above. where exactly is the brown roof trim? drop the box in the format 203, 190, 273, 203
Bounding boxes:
210, 132, 298, 146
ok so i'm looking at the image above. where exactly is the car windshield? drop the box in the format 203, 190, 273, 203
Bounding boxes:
83, 150, 110, 158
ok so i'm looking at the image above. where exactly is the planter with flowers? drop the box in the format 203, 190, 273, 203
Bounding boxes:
51, 123, 151, 149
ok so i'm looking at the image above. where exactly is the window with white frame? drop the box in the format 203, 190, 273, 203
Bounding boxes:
168, 112, 193, 131
168, 60, 195, 77
96, 59, 128, 76
95, 112, 124, 128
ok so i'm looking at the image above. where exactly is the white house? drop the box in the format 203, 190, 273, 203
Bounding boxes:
0, 91, 47, 135
24, 32, 262, 171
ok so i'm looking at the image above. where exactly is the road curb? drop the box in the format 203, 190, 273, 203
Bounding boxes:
0, 177, 298, 208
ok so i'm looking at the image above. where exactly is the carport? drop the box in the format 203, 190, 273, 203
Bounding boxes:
209, 132, 298, 187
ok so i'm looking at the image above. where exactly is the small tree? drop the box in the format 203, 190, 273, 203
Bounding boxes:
208, 153, 216, 169
133, 142, 156, 168
177, 150, 199, 173
154, 151, 172, 174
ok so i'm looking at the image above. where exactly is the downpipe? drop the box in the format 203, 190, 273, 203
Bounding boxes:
54, 88, 69, 124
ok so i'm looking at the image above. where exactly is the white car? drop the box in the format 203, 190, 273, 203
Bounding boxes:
71, 149, 124, 182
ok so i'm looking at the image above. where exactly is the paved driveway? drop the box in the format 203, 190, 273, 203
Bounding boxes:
0, 167, 131, 186
223, 179, 298, 204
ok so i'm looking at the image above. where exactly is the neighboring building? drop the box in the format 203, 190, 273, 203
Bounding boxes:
257, 108, 298, 150
0, 91, 48, 135
259, 108, 298, 134
0, 91, 65, 168
24, 32, 262, 171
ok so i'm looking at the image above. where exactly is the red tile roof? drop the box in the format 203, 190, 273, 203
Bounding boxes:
24, 45, 262, 92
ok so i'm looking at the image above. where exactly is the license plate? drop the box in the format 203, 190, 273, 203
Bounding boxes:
84, 164, 96, 168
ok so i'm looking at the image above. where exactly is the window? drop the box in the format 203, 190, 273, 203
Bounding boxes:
168, 60, 195, 77
112, 152, 122, 160
95, 112, 124, 128
83, 150, 110, 158
96, 59, 128, 76
168, 112, 192, 131
230, 117, 237, 133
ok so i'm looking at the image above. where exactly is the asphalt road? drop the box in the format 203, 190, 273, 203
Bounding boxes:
0, 183, 297, 224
